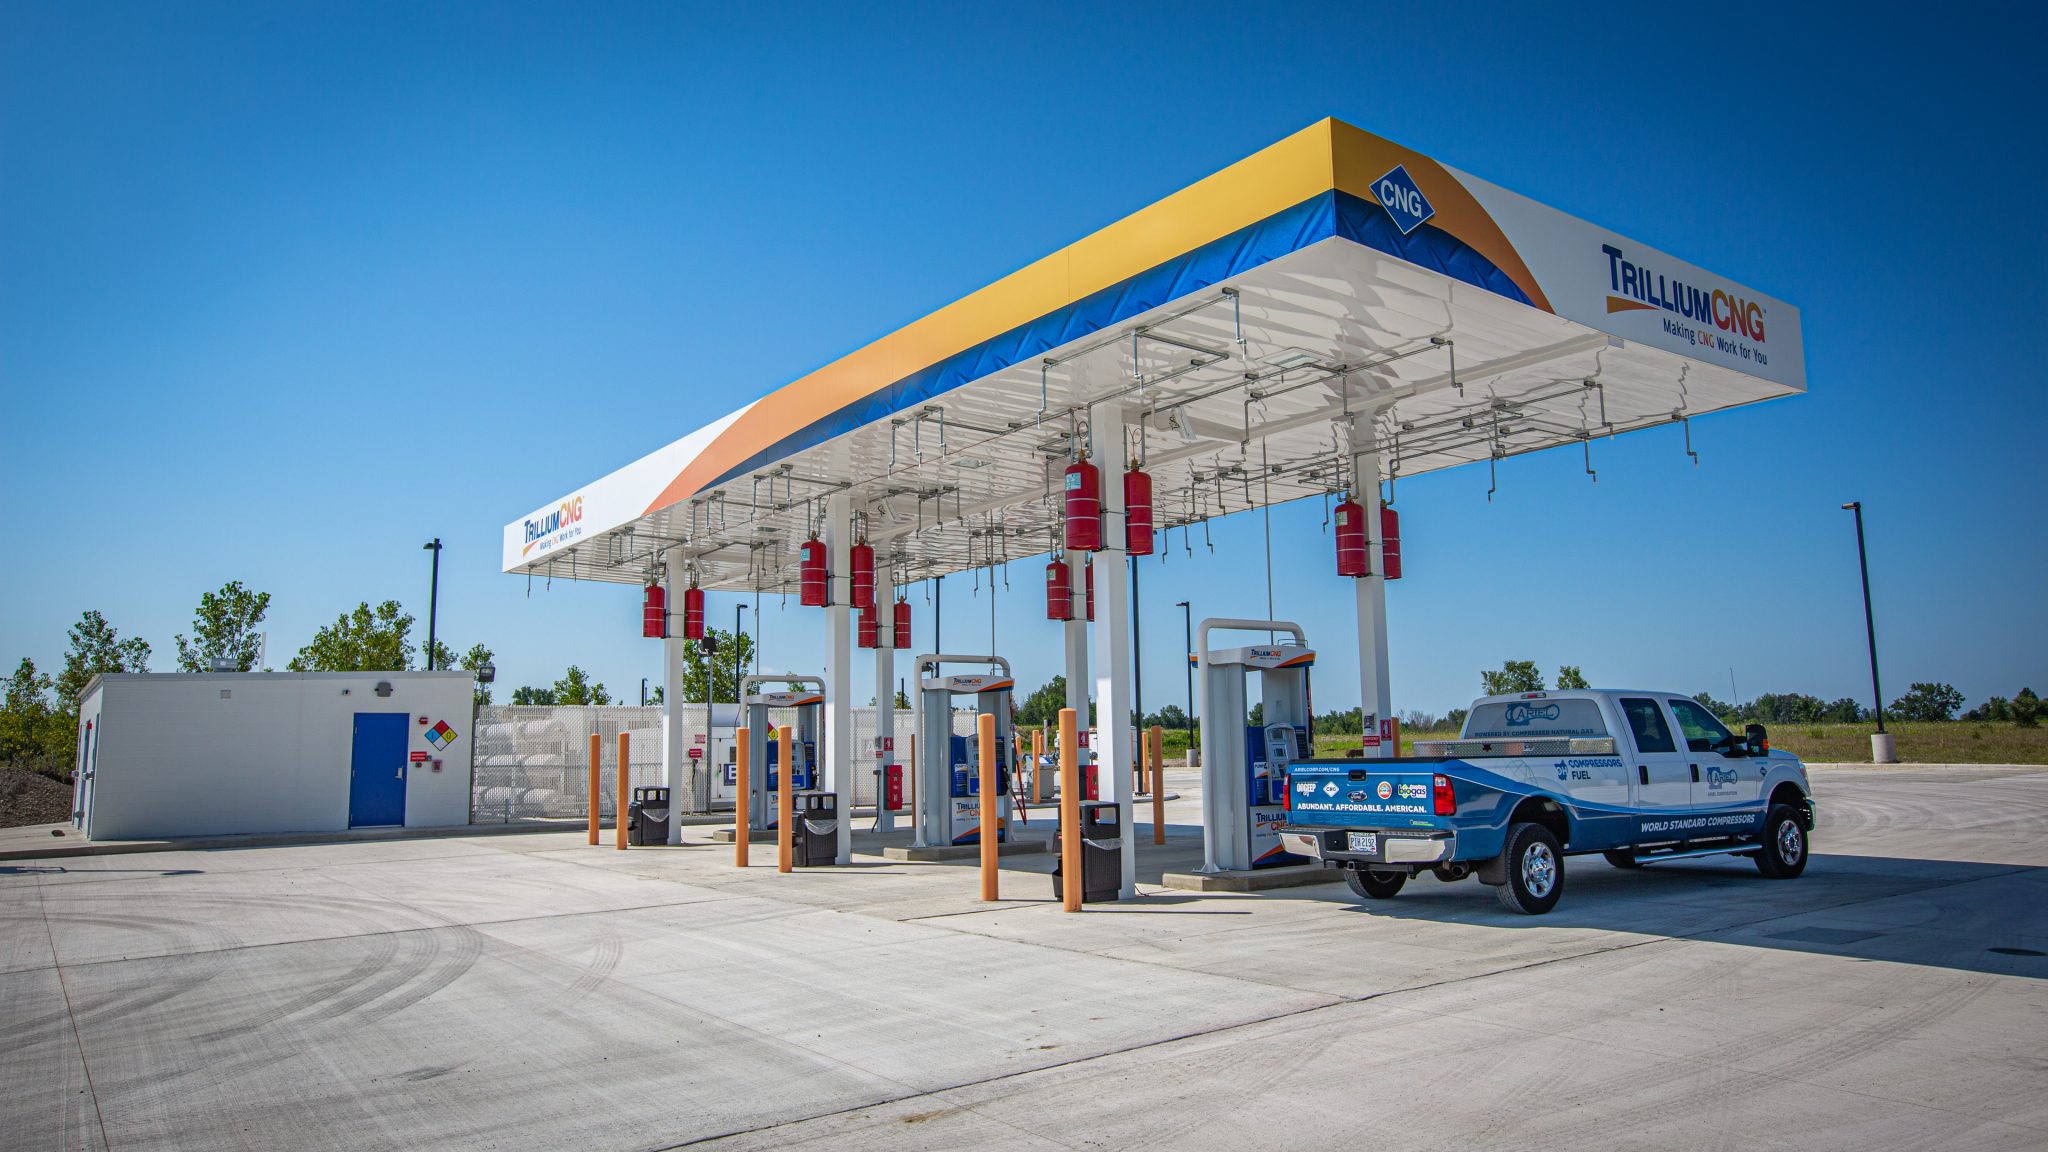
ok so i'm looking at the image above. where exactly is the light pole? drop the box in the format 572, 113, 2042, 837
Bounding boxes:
422, 539, 442, 669
1175, 600, 1195, 765
1841, 502, 1894, 763
733, 603, 749, 705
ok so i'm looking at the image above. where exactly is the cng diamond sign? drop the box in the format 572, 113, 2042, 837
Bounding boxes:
1372, 164, 1434, 235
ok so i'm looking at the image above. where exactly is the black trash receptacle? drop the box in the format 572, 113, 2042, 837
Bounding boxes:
791, 791, 838, 867
628, 786, 671, 846
1053, 801, 1122, 903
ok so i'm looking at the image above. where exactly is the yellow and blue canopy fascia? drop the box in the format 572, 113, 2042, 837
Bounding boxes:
645, 119, 1548, 516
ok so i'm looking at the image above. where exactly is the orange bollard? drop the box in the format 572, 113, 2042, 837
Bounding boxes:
1032, 728, 1045, 804
777, 725, 794, 874
979, 713, 999, 902
1150, 724, 1166, 846
1059, 708, 1081, 912
587, 732, 601, 845
616, 732, 630, 850
734, 727, 751, 868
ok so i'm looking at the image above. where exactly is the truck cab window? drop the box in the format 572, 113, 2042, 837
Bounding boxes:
1668, 698, 1735, 753
1619, 698, 1675, 754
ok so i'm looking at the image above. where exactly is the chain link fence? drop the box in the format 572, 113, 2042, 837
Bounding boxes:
471, 704, 970, 826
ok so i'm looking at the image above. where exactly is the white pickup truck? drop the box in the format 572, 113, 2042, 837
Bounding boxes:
1278, 689, 1815, 914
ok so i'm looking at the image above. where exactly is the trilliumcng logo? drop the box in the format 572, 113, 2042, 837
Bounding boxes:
1372, 164, 1435, 236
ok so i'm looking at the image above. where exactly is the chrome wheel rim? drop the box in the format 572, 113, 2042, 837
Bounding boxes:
1777, 820, 1804, 866
1522, 841, 1556, 897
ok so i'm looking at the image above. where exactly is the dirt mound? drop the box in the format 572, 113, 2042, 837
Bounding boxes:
0, 767, 74, 828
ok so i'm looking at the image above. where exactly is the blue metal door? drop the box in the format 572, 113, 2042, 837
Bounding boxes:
349, 713, 409, 827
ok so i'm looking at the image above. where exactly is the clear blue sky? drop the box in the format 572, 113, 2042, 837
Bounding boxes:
3, 1, 2042, 718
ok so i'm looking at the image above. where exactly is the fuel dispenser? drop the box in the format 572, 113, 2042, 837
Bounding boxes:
741, 674, 824, 831
912, 654, 1016, 847
1196, 619, 1314, 872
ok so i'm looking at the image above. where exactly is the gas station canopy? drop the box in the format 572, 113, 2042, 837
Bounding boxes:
503, 118, 1802, 591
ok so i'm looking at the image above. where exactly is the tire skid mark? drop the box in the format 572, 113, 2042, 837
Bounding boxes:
355, 924, 484, 1023
194, 931, 402, 1041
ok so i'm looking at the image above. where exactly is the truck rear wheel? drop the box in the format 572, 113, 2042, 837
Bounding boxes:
1345, 868, 1407, 900
1753, 803, 1809, 879
1495, 823, 1565, 915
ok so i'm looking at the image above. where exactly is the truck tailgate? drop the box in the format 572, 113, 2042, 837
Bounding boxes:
1287, 761, 1445, 829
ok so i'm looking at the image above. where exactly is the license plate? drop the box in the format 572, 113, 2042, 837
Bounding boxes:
1347, 832, 1378, 854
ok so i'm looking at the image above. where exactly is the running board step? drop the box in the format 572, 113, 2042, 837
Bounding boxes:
1633, 843, 1755, 865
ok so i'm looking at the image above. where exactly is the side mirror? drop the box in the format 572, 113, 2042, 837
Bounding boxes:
1745, 723, 1770, 756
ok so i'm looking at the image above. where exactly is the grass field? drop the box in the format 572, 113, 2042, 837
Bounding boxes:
1074, 721, 2048, 766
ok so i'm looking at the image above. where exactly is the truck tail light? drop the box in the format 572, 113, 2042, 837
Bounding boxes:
1432, 774, 1455, 816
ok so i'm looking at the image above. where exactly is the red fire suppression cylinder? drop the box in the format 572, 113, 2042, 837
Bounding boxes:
849, 541, 876, 610
1380, 505, 1403, 580
1084, 556, 1094, 622
892, 598, 912, 649
1124, 466, 1154, 555
642, 584, 667, 638
1064, 458, 1102, 551
1334, 499, 1370, 578
681, 584, 706, 640
799, 538, 828, 606
857, 606, 878, 649
1045, 558, 1072, 621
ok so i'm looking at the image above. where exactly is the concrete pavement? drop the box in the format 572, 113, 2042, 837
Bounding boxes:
4, 766, 2044, 1150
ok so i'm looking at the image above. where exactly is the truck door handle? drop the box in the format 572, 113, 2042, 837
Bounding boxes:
1638, 766, 1649, 785
1690, 764, 1700, 782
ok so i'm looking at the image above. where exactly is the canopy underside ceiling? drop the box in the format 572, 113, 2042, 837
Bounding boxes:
526, 235, 1793, 593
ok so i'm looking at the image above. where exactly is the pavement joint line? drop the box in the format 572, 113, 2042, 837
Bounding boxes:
0, 845, 526, 889
10, 891, 750, 976
34, 874, 113, 1152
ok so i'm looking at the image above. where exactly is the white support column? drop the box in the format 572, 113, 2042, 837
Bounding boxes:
661, 546, 688, 844
1089, 401, 1138, 898
873, 551, 897, 834
1348, 426, 1393, 731
1063, 560, 1088, 761
825, 491, 855, 864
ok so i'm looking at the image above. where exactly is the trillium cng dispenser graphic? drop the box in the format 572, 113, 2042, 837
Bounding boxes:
912, 654, 1015, 847
1197, 619, 1314, 872
741, 674, 823, 831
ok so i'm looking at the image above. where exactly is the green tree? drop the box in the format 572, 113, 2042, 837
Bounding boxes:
1480, 660, 1544, 696
2012, 688, 2041, 729
1692, 691, 1738, 722
1445, 707, 1468, 733
1554, 665, 1590, 690
1821, 697, 1865, 723
1752, 692, 1825, 724
1150, 703, 1191, 730
1014, 676, 1069, 727
551, 665, 611, 705
1, 658, 60, 767
175, 581, 271, 672
288, 601, 415, 672
57, 611, 151, 708
681, 628, 756, 703
510, 685, 558, 705
1889, 682, 1964, 722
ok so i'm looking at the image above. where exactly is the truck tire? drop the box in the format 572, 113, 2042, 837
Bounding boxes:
1345, 868, 1407, 900
1603, 850, 1642, 870
1495, 823, 1565, 915
1753, 803, 1809, 879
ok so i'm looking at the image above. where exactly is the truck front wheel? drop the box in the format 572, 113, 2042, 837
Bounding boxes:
1753, 804, 1809, 879
1345, 868, 1407, 900
1494, 823, 1565, 915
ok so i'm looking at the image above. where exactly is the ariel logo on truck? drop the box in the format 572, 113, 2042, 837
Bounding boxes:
1505, 702, 1561, 727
